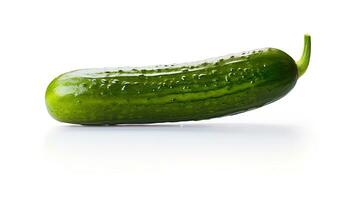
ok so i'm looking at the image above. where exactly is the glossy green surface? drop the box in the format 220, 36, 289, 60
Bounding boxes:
46, 35, 310, 124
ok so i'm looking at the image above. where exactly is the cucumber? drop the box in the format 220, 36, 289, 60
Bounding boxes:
46, 35, 311, 124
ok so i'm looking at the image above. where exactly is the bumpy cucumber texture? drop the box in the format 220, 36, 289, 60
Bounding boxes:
46, 35, 311, 124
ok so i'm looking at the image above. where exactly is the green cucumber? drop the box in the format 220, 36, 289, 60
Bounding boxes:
46, 35, 311, 124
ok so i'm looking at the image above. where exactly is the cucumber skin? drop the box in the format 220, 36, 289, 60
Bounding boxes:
45, 48, 298, 124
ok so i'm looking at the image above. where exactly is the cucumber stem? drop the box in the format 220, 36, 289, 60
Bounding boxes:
296, 34, 311, 77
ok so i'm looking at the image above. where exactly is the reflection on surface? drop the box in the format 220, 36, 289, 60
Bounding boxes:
45, 123, 307, 172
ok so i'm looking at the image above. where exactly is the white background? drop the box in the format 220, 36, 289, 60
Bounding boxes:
0, 0, 356, 199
